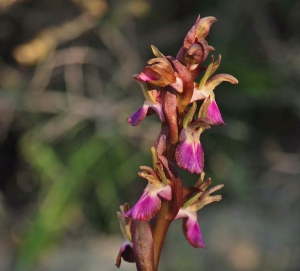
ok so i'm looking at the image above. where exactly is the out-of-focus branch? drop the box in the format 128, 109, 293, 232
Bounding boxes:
12, 8, 107, 66
29, 46, 111, 92
0, 88, 159, 144
98, 24, 142, 88
0, 0, 25, 10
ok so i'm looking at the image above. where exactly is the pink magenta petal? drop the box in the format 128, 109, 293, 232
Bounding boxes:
125, 189, 161, 221
183, 216, 205, 248
157, 185, 172, 201
206, 100, 225, 125
125, 184, 171, 221
138, 73, 153, 81
138, 69, 160, 82
175, 135, 204, 174
127, 105, 148, 126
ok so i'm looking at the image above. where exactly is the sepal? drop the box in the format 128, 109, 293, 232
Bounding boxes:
196, 16, 217, 40
151, 45, 165, 58
205, 73, 238, 91
170, 60, 194, 113
136, 58, 176, 87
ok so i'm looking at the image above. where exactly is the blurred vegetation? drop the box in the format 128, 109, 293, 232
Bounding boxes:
0, 0, 300, 271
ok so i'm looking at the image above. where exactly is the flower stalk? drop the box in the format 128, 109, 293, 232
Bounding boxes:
116, 14, 238, 271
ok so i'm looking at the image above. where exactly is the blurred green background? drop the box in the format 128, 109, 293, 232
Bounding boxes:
0, 0, 299, 270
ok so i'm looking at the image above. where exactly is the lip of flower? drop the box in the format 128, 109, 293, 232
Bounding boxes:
196, 91, 225, 126
175, 127, 204, 174
175, 103, 211, 174
175, 207, 205, 248
206, 97, 224, 126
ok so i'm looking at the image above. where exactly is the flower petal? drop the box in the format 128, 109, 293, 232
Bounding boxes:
183, 216, 205, 248
190, 85, 207, 103
175, 130, 204, 174
115, 241, 134, 268
127, 102, 165, 126
175, 208, 205, 248
126, 189, 161, 221
126, 184, 171, 221
206, 99, 225, 126
127, 105, 148, 126
157, 185, 172, 201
